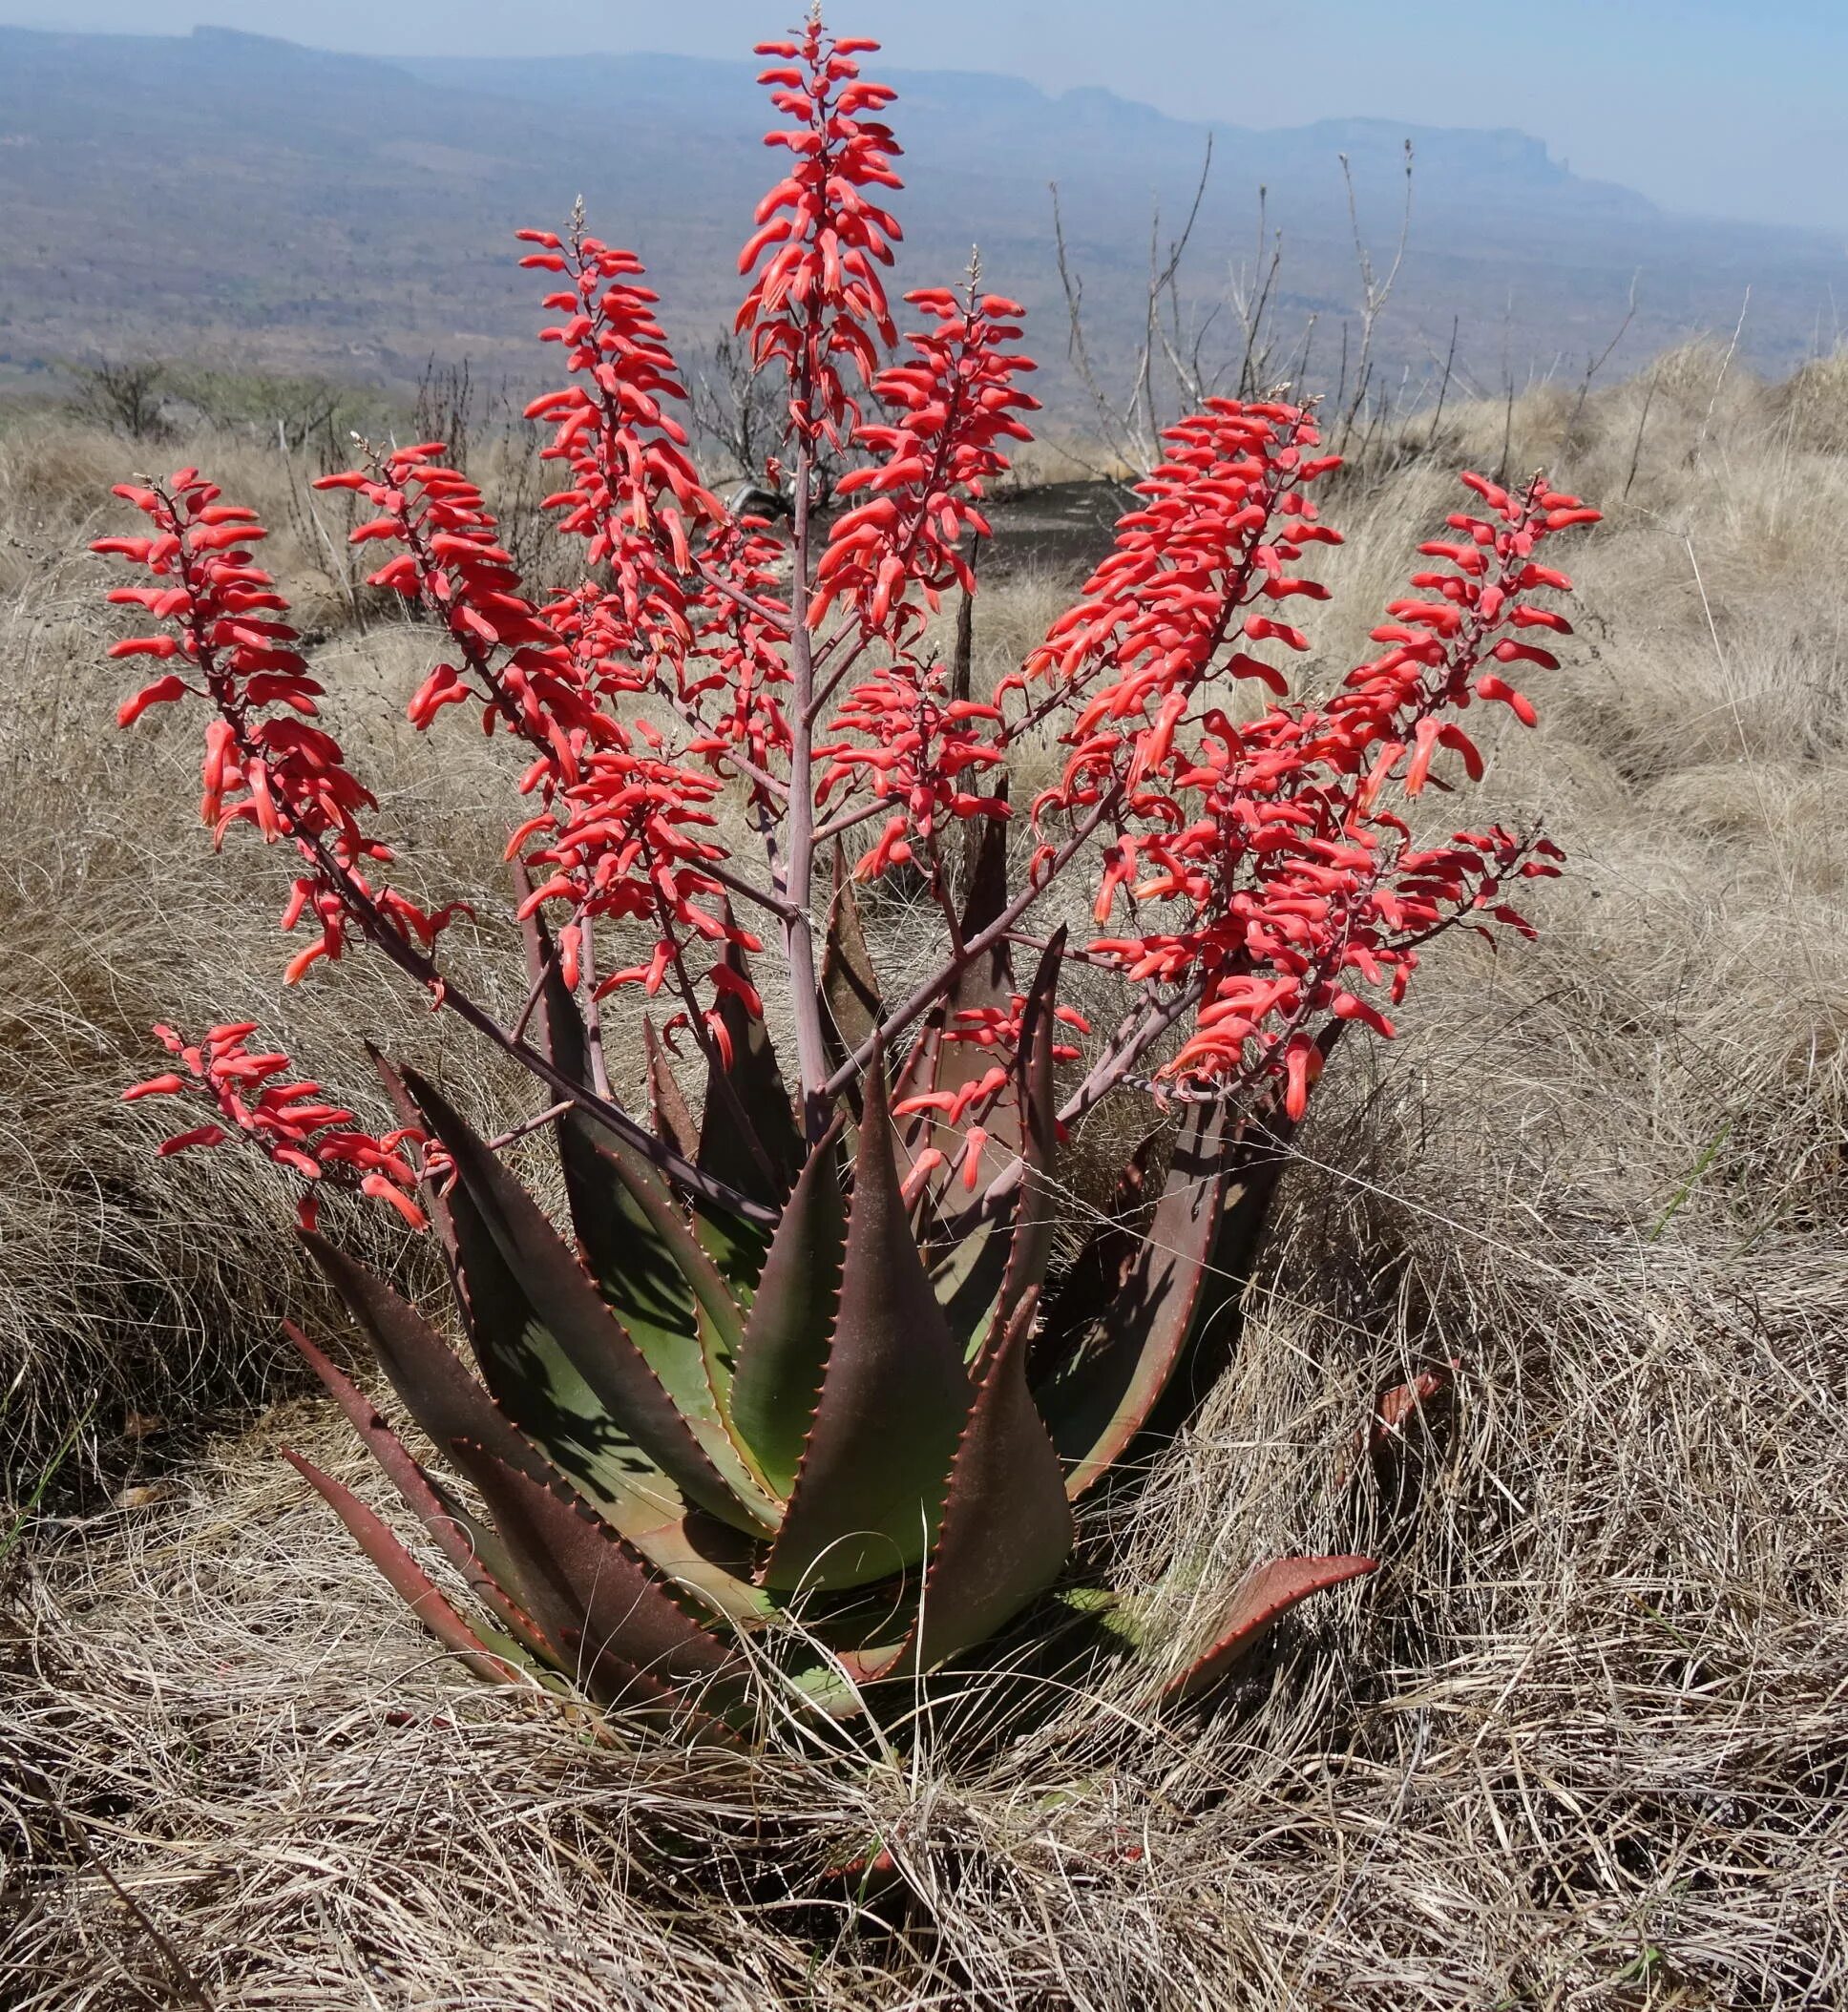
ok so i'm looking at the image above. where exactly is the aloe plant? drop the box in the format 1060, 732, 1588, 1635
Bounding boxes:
284, 873, 1373, 1725
95, 14, 1595, 1737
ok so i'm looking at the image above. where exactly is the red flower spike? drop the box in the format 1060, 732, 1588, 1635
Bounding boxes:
810, 283, 1039, 639
94, 473, 452, 982
737, 17, 904, 447
1035, 462, 1591, 1103
124, 1022, 426, 1228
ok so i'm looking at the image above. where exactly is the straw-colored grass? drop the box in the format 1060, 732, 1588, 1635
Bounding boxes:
4, 347, 1848, 2006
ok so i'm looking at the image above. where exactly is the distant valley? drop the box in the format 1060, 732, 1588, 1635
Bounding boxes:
1, 25, 1841, 416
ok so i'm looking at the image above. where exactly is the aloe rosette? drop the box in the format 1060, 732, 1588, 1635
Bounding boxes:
283, 853, 1372, 1728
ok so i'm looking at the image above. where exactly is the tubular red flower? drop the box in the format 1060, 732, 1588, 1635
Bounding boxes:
125, 1022, 426, 1231
736, 17, 904, 446
94, 473, 456, 984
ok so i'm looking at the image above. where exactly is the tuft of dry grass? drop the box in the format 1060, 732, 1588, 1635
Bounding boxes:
5, 348, 1848, 2004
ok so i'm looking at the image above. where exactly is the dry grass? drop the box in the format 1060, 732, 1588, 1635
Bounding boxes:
4, 347, 1848, 2005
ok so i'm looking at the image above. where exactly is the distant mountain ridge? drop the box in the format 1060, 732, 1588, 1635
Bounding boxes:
0, 24, 1838, 408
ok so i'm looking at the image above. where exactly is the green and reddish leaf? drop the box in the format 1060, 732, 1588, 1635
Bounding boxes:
399, 1067, 767, 1536
448, 1443, 746, 1713
698, 933, 805, 1210
642, 1015, 700, 1161
900, 1288, 1075, 1671
761, 1058, 975, 1590
283, 1448, 527, 1686
300, 1233, 550, 1488
556, 1114, 780, 1524
819, 844, 883, 1084
896, 798, 1018, 1198
1041, 1099, 1232, 1499
980, 931, 1064, 1360
727, 1119, 849, 1497
1029, 1133, 1155, 1385
282, 1314, 534, 1627
1163, 1555, 1377, 1702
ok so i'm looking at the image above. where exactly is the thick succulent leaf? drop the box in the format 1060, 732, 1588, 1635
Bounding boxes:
517, 888, 593, 1088
899, 1288, 1075, 1672
283, 1448, 526, 1685
372, 1057, 663, 1516
1031, 1134, 1155, 1383
727, 1120, 849, 1497
819, 844, 883, 1079
369, 1045, 462, 1272
761, 1058, 975, 1591
981, 932, 1064, 1359
1163, 1555, 1377, 1702
519, 900, 762, 1409
448, 1443, 746, 1712
282, 1315, 540, 1635
896, 796, 1017, 1186
1041, 1099, 1232, 1499
640, 1014, 774, 1299
299, 1233, 772, 1624
1136, 1084, 1310, 1445
399, 1067, 768, 1536
556, 1115, 779, 1524
519, 901, 756, 1431
300, 1232, 554, 1485
642, 1014, 700, 1160
698, 933, 806, 1208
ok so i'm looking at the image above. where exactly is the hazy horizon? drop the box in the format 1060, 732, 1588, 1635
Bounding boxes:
3, 1, 1845, 239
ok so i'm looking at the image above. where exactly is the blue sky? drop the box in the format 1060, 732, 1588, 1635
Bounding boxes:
8, 0, 1846, 233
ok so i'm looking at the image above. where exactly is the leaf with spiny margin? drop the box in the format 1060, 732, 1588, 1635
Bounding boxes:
760, 1058, 975, 1591
309, 1158, 675, 1532
369, 1043, 463, 1272
819, 844, 882, 1084
516, 894, 752, 1414
727, 1119, 849, 1496
898, 799, 1020, 1236
897, 1287, 1075, 1672
301, 1226, 772, 1625
448, 1443, 747, 1716
1138, 1072, 1313, 1445
283, 1314, 542, 1648
518, 895, 754, 1425
895, 789, 1012, 1124
1163, 1555, 1377, 1702
698, 930, 805, 1209
556, 1113, 780, 1525
282, 1449, 526, 1687
974, 931, 1064, 1365
643, 1016, 770, 1303
516, 881, 593, 1090
301, 1232, 551, 1485
642, 1015, 699, 1160
1030, 1134, 1155, 1385
399, 1067, 768, 1537
1041, 1099, 1231, 1499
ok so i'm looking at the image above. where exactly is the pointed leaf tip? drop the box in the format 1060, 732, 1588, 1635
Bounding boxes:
282, 1448, 517, 1684
728, 1118, 849, 1497
1164, 1554, 1376, 1702
761, 1056, 974, 1590
901, 1285, 1074, 1671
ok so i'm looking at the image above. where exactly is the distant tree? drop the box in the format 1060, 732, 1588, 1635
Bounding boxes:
65, 356, 172, 442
